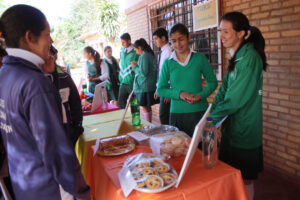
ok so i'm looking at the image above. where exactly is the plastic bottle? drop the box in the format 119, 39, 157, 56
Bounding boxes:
202, 117, 218, 169
130, 94, 141, 127
82, 79, 88, 94
101, 86, 107, 109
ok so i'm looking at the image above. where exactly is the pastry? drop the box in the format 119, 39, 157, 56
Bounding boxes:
131, 171, 144, 180
145, 175, 163, 189
184, 137, 191, 147
173, 147, 185, 157
136, 180, 146, 188
171, 136, 184, 146
142, 167, 158, 176
160, 173, 176, 185
135, 161, 150, 170
152, 158, 164, 165
154, 163, 170, 173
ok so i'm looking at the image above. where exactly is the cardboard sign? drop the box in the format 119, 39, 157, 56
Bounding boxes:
193, 0, 219, 31
175, 104, 212, 188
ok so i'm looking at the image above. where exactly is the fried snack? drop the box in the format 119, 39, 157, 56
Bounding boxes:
142, 167, 158, 176
98, 135, 135, 156
160, 173, 176, 185
145, 175, 163, 189
137, 180, 146, 188
154, 131, 191, 158
154, 163, 170, 173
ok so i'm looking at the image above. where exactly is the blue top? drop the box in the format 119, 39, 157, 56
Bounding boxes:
0, 56, 90, 200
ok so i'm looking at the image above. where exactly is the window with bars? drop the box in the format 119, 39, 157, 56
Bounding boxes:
149, 0, 223, 80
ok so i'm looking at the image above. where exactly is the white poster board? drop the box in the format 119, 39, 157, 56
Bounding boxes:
175, 104, 212, 188
91, 81, 107, 112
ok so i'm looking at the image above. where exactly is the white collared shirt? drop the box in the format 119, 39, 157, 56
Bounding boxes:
84, 60, 109, 81
158, 43, 173, 76
169, 48, 194, 67
6, 48, 45, 70
104, 57, 113, 65
125, 45, 134, 54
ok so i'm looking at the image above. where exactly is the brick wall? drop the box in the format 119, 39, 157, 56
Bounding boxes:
223, 0, 300, 176
126, 0, 300, 176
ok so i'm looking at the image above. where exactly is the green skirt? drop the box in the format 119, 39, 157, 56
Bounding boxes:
135, 91, 159, 107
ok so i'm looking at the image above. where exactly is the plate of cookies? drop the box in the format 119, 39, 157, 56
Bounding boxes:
123, 153, 178, 193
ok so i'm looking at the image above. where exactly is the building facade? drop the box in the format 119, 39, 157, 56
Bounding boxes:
124, 0, 300, 178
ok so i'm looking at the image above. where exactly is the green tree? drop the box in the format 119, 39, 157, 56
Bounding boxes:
95, 0, 120, 42
52, 0, 121, 69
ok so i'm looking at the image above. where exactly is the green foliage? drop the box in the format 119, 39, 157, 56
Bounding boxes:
95, 0, 120, 41
52, 0, 121, 69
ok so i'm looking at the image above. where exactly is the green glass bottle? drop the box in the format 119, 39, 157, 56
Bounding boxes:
82, 79, 88, 94
130, 94, 141, 127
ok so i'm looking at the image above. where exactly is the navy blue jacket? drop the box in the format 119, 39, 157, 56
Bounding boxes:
0, 56, 90, 200
51, 67, 84, 146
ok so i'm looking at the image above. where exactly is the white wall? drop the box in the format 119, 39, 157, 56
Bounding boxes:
122, 0, 143, 10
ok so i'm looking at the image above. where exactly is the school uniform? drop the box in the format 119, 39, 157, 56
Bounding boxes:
118, 45, 139, 108
210, 43, 264, 180
104, 57, 120, 101
84, 60, 108, 93
132, 51, 158, 106
157, 43, 172, 124
0, 48, 90, 200
157, 49, 217, 136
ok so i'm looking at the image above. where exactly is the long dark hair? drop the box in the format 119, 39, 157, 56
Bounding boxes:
0, 4, 46, 48
133, 38, 154, 56
221, 12, 267, 71
84, 46, 102, 76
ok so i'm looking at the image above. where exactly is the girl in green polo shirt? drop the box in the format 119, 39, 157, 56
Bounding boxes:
210, 12, 267, 200
131, 38, 158, 122
157, 24, 217, 136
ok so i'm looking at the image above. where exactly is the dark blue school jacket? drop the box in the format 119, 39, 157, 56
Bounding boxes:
0, 56, 90, 200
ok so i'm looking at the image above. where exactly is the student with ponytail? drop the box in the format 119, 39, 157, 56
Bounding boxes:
83, 46, 109, 93
210, 12, 267, 200
131, 38, 158, 122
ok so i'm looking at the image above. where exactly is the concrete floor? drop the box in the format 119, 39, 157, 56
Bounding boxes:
255, 167, 300, 200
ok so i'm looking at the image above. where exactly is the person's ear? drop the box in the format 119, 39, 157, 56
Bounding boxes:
24, 30, 38, 45
237, 30, 246, 40
188, 34, 191, 41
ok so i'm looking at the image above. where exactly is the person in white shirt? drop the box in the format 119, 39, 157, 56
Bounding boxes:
153, 28, 173, 125
83, 46, 108, 93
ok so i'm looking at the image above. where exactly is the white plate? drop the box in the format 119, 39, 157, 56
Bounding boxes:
135, 169, 178, 193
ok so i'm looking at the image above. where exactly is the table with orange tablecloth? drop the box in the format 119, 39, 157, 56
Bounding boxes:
75, 110, 151, 179
87, 145, 249, 200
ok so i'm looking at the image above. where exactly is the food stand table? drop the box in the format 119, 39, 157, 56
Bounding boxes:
75, 110, 151, 178
86, 146, 249, 200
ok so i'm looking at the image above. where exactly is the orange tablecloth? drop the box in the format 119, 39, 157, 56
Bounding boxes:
87, 146, 249, 200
